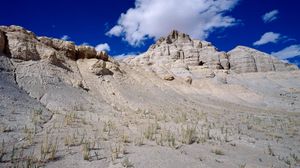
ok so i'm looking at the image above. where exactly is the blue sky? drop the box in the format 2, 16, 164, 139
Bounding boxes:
1, 0, 300, 66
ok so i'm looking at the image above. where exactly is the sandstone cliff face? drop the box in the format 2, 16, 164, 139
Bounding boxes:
0, 25, 110, 62
126, 30, 297, 81
0, 25, 120, 110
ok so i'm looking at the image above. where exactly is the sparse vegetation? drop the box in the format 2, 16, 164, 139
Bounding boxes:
211, 148, 224, 155
180, 124, 197, 144
110, 143, 124, 161
64, 111, 78, 125
40, 134, 58, 161
103, 120, 116, 136
143, 123, 158, 141
82, 142, 90, 161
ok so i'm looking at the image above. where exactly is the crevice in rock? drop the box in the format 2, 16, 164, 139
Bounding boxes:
252, 56, 258, 72
75, 60, 90, 92
2, 32, 11, 58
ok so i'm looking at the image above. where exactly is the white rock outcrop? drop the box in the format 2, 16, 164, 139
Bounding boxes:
228, 46, 298, 73
126, 30, 297, 81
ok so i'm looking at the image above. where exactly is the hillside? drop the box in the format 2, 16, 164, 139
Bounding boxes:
0, 25, 300, 168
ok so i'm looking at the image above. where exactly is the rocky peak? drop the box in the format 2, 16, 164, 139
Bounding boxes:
126, 30, 298, 81
165, 30, 192, 44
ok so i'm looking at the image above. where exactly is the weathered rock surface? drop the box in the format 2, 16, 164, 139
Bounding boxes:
96, 51, 109, 61
129, 30, 228, 69
76, 45, 97, 59
126, 30, 297, 82
0, 25, 55, 60
89, 59, 112, 75
38, 36, 77, 60
228, 46, 298, 73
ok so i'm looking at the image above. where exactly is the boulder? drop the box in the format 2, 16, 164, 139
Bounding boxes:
185, 76, 192, 84
89, 60, 112, 75
163, 74, 175, 81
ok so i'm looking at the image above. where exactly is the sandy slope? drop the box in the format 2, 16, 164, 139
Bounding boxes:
1, 55, 299, 167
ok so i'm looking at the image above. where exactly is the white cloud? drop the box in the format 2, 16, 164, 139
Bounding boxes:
106, 26, 123, 37
253, 32, 281, 46
95, 43, 111, 52
61, 35, 70, 41
271, 44, 300, 60
107, 0, 240, 46
262, 10, 279, 23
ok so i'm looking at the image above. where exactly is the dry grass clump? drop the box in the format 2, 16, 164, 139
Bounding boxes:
180, 124, 198, 144
211, 148, 225, 155
103, 120, 116, 136
64, 112, 78, 125
134, 135, 144, 146
119, 131, 131, 143
155, 129, 176, 148
40, 134, 58, 161
64, 130, 88, 147
110, 143, 125, 161
82, 142, 90, 161
143, 123, 158, 141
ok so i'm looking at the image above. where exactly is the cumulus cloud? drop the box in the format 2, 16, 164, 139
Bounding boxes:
106, 26, 123, 37
271, 44, 300, 60
61, 35, 70, 41
95, 43, 111, 52
253, 32, 281, 46
107, 0, 240, 46
262, 10, 279, 23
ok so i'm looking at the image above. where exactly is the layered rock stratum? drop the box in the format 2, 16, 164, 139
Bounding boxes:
0, 26, 299, 168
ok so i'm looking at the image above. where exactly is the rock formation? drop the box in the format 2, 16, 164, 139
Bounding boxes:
228, 46, 297, 73
126, 30, 297, 81
0, 26, 299, 168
